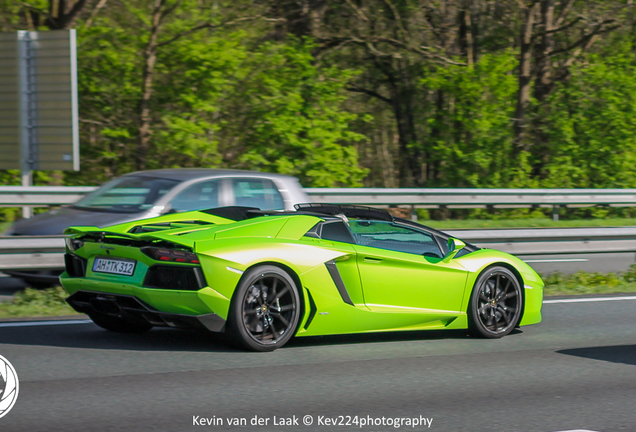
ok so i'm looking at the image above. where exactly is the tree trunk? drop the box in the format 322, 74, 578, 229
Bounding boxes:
534, 0, 555, 103
459, 0, 475, 67
136, 0, 163, 171
513, 2, 539, 154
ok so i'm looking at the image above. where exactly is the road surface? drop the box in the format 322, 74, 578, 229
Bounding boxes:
0, 295, 635, 431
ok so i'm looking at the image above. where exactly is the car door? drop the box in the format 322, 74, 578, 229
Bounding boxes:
349, 220, 469, 317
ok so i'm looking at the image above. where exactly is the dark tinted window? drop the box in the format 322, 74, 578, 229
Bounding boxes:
320, 221, 355, 244
349, 220, 443, 257
231, 178, 284, 210
169, 180, 221, 212
74, 176, 178, 213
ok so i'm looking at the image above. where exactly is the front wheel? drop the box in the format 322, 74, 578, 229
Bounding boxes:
228, 265, 301, 352
468, 266, 523, 338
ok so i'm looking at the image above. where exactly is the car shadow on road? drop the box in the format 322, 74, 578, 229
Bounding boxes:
0, 324, 240, 352
556, 344, 636, 366
0, 322, 512, 353
285, 328, 523, 348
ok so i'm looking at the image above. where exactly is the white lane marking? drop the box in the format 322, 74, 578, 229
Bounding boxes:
0, 319, 92, 328
552, 430, 601, 432
544, 296, 636, 304
524, 258, 589, 263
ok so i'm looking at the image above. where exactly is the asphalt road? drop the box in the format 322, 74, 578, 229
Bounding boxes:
0, 296, 635, 432
516, 252, 636, 275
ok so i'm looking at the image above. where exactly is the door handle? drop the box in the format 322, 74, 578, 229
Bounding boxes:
364, 257, 383, 263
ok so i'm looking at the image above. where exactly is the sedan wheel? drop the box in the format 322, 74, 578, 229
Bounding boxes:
229, 266, 301, 351
468, 266, 523, 338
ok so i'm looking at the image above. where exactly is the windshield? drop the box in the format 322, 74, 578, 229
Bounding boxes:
74, 176, 179, 213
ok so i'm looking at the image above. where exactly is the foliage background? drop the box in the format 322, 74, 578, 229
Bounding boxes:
2, 1, 636, 207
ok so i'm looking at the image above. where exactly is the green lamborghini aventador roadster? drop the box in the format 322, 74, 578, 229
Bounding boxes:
60, 204, 543, 351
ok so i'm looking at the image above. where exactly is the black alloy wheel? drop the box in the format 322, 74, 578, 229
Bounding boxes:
468, 266, 523, 338
228, 265, 301, 352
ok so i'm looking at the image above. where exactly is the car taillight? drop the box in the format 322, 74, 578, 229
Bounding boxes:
65, 238, 84, 251
142, 247, 200, 264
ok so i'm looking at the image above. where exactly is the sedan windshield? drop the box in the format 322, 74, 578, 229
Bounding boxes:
73, 176, 179, 213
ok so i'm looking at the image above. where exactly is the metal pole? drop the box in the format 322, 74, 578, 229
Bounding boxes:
17, 30, 35, 219
552, 204, 559, 222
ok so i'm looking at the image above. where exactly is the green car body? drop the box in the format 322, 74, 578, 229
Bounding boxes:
60, 205, 543, 351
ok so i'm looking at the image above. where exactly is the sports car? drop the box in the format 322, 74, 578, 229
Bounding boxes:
60, 204, 543, 351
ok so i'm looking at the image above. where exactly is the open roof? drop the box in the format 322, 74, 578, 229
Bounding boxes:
200, 204, 394, 222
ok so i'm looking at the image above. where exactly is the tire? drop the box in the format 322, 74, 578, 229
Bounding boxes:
468, 266, 523, 338
228, 265, 301, 352
88, 312, 153, 333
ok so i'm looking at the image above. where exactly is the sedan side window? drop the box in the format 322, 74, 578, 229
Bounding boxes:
231, 178, 284, 210
168, 180, 221, 212
349, 221, 443, 258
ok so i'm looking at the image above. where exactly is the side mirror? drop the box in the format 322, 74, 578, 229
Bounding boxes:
443, 238, 466, 262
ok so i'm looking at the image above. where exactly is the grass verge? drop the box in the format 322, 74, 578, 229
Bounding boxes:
0, 286, 81, 319
542, 267, 636, 296
2, 269, 636, 319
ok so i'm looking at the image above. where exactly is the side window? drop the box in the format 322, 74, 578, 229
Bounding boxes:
320, 221, 355, 244
231, 178, 284, 210
169, 180, 221, 212
349, 221, 443, 257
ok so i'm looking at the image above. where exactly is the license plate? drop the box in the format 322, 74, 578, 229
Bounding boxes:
92, 257, 136, 276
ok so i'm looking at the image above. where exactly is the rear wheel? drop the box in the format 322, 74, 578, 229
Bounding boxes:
468, 266, 523, 338
228, 265, 301, 352
88, 312, 153, 333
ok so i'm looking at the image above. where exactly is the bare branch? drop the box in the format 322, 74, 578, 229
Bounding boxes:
345, 85, 393, 105
515, 0, 540, 10
383, 0, 409, 43
159, 0, 184, 25
57, 0, 91, 29
21, 1, 53, 23
373, 37, 467, 66
531, 16, 581, 42
344, 0, 369, 22
314, 38, 356, 60
156, 15, 265, 48
85, 0, 109, 29
554, 0, 576, 27
542, 19, 617, 59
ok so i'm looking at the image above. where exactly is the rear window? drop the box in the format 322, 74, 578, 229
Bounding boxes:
231, 178, 284, 210
74, 176, 179, 213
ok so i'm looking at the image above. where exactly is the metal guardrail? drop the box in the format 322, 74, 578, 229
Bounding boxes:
307, 188, 636, 208
0, 236, 66, 271
3, 186, 636, 272
4, 186, 636, 208
446, 227, 636, 256
0, 186, 96, 206
2, 227, 636, 272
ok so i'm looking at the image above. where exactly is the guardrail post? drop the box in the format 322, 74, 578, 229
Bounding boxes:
410, 205, 417, 222
552, 205, 559, 222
